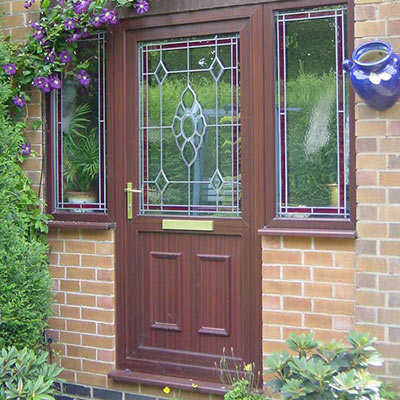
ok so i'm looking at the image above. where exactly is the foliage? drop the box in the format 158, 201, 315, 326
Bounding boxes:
380, 382, 398, 400
218, 350, 264, 400
0, 38, 53, 349
63, 103, 99, 192
224, 380, 265, 400
265, 331, 387, 400
0, 340, 62, 400
3, 0, 151, 110
0, 206, 53, 349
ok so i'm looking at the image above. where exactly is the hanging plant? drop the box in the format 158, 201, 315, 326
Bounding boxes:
1, 0, 151, 119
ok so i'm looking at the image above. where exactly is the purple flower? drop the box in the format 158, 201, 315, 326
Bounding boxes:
64, 18, 77, 30
31, 22, 40, 30
68, 29, 82, 43
101, 8, 119, 25
49, 75, 62, 90
134, 0, 149, 14
72, 0, 91, 14
33, 27, 46, 42
57, 0, 64, 5
59, 50, 72, 63
44, 50, 56, 63
40, 78, 52, 93
41, 41, 52, 51
13, 96, 26, 108
81, 27, 90, 38
21, 142, 31, 156
33, 76, 45, 88
77, 70, 90, 87
90, 14, 103, 28
33, 76, 51, 93
24, 0, 35, 9
2, 63, 16, 75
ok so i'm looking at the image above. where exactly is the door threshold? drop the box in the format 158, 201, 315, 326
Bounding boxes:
109, 369, 228, 395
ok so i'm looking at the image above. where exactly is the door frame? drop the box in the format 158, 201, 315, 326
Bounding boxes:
111, 5, 264, 390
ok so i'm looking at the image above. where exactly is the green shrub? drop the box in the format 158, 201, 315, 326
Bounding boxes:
0, 341, 62, 400
224, 380, 265, 400
0, 37, 52, 349
0, 206, 52, 348
380, 382, 398, 400
218, 351, 264, 400
265, 331, 387, 400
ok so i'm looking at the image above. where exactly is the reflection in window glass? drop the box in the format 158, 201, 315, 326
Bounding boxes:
275, 7, 349, 218
53, 33, 106, 213
139, 35, 241, 217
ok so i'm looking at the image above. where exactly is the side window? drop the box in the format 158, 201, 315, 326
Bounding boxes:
52, 33, 106, 213
275, 7, 349, 219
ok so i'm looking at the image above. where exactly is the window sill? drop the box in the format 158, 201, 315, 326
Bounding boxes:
258, 227, 356, 239
109, 369, 227, 395
48, 220, 116, 230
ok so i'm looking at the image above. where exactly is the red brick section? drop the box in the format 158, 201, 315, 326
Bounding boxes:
355, 0, 400, 390
262, 237, 356, 359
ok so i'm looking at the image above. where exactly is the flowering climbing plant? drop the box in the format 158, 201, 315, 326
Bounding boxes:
1, 0, 151, 155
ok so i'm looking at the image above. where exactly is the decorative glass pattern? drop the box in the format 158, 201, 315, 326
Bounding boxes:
53, 33, 106, 213
139, 35, 241, 216
275, 7, 349, 218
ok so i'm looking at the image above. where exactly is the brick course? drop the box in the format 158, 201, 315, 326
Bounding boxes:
262, 236, 356, 352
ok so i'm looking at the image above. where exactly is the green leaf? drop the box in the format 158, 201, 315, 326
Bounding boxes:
41, 0, 50, 9
32, 120, 42, 130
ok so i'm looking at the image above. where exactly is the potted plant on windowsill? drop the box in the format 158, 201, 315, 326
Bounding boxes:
63, 103, 99, 205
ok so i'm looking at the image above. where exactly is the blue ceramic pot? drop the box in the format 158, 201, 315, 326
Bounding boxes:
343, 41, 400, 111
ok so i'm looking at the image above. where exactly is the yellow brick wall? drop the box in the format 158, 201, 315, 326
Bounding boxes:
262, 237, 356, 354
47, 228, 116, 387
355, 0, 400, 390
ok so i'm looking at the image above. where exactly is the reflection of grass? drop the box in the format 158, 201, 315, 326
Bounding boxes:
285, 72, 338, 207
144, 77, 238, 208
147, 77, 234, 127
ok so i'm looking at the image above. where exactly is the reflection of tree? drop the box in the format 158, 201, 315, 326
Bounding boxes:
282, 15, 342, 208
62, 39, 100, 195
286, 18, 337, 79
286, 73, 338, 207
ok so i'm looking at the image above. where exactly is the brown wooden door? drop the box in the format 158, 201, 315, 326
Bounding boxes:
114, 6, 263, 385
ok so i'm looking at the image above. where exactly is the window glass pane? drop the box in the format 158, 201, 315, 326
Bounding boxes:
53, 33, 106, 213
139, 35, 241, 217
275, 7, 349, 218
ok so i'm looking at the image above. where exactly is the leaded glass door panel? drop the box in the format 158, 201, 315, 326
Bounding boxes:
114, 8, 263, 386
139, 35, 241, 217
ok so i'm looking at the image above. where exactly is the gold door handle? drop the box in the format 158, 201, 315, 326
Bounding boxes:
125, 182, 142, 220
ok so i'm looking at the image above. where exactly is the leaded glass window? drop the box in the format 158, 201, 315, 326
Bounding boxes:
275, 7, 349, 218
139, 35, 241, 217
53, 33, 106, 213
